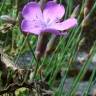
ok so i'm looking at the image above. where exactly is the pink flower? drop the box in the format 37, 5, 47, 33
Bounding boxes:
21, 1, 77, 35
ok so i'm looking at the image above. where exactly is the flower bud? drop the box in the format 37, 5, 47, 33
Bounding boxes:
71, 5, 80, 18
81, 14, 90, 27
39, 0, 47, 10
45, 35, 60, 55
0, 15, 16, 24
84, 0, 93, 17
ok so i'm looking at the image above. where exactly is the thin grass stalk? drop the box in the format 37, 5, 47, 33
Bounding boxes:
56, 29, 82, 96
14, 34, 29, 65
0, 0, 6, 12
68, 42, 96, 95
83, 68, 96, 96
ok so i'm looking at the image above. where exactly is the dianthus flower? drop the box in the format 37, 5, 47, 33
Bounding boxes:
21, 1, 77, 35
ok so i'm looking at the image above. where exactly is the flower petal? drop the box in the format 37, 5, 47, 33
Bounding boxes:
22, 2, 43, 21
50, 18, 77, 31
43, 1, 65, 24
21, 19, 44, 35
